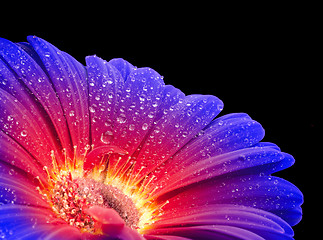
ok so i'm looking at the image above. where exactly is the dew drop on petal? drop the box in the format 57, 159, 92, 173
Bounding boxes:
129, 124, 135, 131
142, 123, 149, 131
20, 130, 27, 137
100, 131, 114, 144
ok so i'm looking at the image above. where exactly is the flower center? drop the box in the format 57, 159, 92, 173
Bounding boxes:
36, 146, 169, 234
47, 172, 139, 233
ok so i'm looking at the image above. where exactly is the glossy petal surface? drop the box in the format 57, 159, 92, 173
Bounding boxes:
0, 36, 303, 240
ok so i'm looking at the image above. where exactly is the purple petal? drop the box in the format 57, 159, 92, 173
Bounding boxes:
86, 55, 124, 147
109, 58, 136, 82
149, 113, 265, 190
151, 204, 294, 240
144, 225, 265, 240
0, 162, 48, 206
161, 174, 303, 227
0, 37, 71, 159
132, 94, 223, 182
27, 36, 90, 157
0, 88, 61, 169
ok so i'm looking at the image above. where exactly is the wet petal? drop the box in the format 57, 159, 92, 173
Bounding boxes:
0, 88, 60, 170
149, 113, 265, 191
161, 175, 303, 226
0, 37, 70, 159
0, 204, 72, 239
27, 36, 90, 157
144, 225, 265, 240
86, 55, 124, 148
151, 205, 294, 240
0, 162, 48, 207
109, 58, 136, 82
152, 146, 293, 198
132, 94, 223, 183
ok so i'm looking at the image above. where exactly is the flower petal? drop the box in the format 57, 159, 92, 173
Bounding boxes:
0, 37, 70, 159
0, 162, 48, 207
109, 58, 136, 82
145, 225, 265, 240
161, 174, 303, 226
0, 88, 60, 170
149, 204, 294, 240
90, 67, 166, 174
86, 55, 124, 148
0, 131, 45, 180
148, 113, 265, 192
132, 94, 223, 183
145, 235, 193, 240
152, 146, 293, 198
0, 204, 71, 240
27, 36, 90, 157
86, 206, 145, 240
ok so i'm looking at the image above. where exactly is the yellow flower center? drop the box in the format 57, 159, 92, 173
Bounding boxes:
35, 145, 168, 234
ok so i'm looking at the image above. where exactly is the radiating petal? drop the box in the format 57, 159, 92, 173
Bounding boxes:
132, 94, 223, 183
152, 146, 293, 198
0, 88, 60, 170
149, 113, 265, 192
27, 36, 90, 157
91, 67, 165, 174
0, 162, 48, 207
144, 225, 265, 240
0, 204, 70, 240
86, 55, 124, 148
145, 235, 193, 240
161, 174, 303, 226
0, 37, 70, 160
149, 204, 294, 240
0, 131, 46, 181
155, 85, 185, 122
109, 58, 136, 82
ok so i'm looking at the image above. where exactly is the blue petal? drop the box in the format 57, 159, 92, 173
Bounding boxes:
27, 36, 90, 157
109, 58, 136, 82
132, 94, 224, 183
0, 37, 70, 160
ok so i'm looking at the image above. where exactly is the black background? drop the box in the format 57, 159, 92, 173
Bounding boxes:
1, 4, 317, 238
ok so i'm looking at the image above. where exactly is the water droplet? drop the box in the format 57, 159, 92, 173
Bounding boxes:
69, 110, 75, 117
101, 131, 114, 144
89, 106, 96, 113
21, 130, 27, 137
116, 114, 127, 124
142, 123, 149, 131
8, 169, 15, 175
129, 124, 135, 131
7, 115, 14, 121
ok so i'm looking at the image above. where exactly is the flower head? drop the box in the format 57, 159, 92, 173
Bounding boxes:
0, 36, 303, 239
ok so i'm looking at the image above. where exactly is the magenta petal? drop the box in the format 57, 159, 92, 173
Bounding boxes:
85, 206, 145, 240
161, 174, 302, 227
144, 225, 265, 240
86, 55, 124, 148
0, 131, 45, 180
0, 88, 60, 169
145, 235, 192, 240
85, 206, 125, 235
151, 204, 293, 239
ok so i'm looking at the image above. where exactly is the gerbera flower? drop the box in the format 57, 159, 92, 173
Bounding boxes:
0, 36, 303, 240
